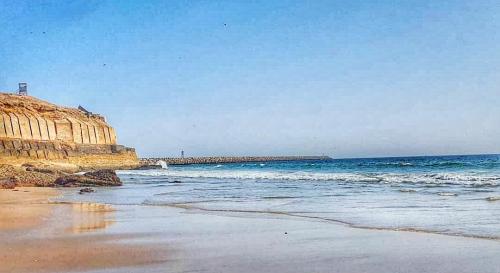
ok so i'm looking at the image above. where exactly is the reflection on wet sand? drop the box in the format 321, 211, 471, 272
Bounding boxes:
69, 202, 115, 233
1, 189, 169, 273
0, 188, 57, 230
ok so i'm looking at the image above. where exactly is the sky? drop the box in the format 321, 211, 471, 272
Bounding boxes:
1, 0, 499, 158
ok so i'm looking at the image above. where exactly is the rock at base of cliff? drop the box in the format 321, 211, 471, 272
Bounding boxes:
0, 177, 17, 189
79, 187, 95, 194
55, 170, 122, 187
0, 164, 60, 187
132, 164, 163, 170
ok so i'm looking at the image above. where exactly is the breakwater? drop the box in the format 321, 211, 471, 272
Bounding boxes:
140, 156, 332, 166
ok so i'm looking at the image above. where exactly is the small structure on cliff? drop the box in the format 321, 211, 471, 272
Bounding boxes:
18, 83, 28, 96
78, 105, 106, 122
0, 92, 138, 169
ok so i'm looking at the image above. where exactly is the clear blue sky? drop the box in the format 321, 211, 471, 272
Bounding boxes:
1, 0, 499, 158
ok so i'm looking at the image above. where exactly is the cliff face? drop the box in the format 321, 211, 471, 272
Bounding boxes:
0, 93, 138, 170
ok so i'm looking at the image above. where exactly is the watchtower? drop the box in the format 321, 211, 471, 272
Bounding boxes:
18, 83, 28, 96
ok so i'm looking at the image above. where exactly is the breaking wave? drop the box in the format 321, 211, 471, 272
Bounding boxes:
117, 169, 500, 186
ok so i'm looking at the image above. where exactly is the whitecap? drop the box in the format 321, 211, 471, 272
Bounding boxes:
438, 192, 458, 196
116, 169, 500, 187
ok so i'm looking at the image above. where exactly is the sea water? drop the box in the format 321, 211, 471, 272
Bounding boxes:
62, 154, 500, 239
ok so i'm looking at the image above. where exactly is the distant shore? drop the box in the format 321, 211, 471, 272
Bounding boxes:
140, 155, 332, 166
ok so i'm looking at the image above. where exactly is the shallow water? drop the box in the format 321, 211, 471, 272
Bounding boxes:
61, 154, 500, 239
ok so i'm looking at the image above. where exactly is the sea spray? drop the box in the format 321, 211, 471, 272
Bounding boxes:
156, 160, 168, 169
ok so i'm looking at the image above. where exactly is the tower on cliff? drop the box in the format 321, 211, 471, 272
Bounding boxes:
18, 83, 28, 96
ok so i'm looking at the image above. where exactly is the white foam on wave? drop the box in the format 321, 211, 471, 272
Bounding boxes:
156, 160, 168, 169
117, 169, 500, 186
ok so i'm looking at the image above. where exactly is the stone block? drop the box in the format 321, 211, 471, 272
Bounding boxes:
46, 150, 55, 159
36, 150, 45, 159
29, 115, 42, 140
2, 113, 13, 137
37, 116, 50, 140
46, 142, 55, 151
103, 126, 111, 144
31, 141, 39, 149
9, 113, 22, 138
12, 139, 22, 150
109, 127, 117, 144
18, 114, 33, 139
53, 142, 61, 150
55, 119, 73, 142
88, 124, 97, 144
28, 150, 38, 158
68, 118, 83, 144
46, 119, 57, 140
96, 126, 106, 144
81, 123, 90, 144
3, 140, 14, 150
22, 141, 31, 150
0, 112, 6, 138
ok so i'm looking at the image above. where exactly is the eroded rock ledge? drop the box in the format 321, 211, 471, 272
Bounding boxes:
0, 164, 121, 189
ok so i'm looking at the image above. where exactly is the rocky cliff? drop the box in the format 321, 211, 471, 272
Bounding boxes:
0, 93, 139, 170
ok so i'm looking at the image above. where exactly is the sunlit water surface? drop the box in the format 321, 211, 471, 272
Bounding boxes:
59, 154, 500, 239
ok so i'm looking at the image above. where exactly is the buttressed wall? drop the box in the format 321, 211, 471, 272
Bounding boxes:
0, 93, 138, 169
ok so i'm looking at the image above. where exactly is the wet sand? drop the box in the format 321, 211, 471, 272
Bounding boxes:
0, 188, 168, 273
2, 188, 500, 273
0, 188, 57, 230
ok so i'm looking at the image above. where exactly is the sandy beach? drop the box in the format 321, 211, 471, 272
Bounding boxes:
3, 1, 500, 272
0, 188, 168, 273
1, 187, 500, 273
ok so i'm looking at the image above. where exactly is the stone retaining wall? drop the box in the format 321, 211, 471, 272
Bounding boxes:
0, 111, 116, 145
0, 138, 137, 170
0, 93, 138, 170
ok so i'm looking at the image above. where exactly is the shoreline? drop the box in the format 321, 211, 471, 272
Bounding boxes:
148, 202, 500, 242
5, 186, 498, 241
2, 187, 500, 273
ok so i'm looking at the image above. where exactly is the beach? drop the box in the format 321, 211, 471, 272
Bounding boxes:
0, 188, 168, 273
3, 1, 500, 272
2, 185, 500, 273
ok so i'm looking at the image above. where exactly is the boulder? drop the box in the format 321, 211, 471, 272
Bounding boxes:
79, 187, 95, 194
0, 177, 17, 189
55, 169, 122, 187
84, 169, 121, 183
132, 164, 163, 170
0, 164, 57, 187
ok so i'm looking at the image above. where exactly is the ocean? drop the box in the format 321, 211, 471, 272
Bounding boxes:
60, 154, 500, 239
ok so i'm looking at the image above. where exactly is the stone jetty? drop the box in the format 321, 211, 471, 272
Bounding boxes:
140, 156, 332, 166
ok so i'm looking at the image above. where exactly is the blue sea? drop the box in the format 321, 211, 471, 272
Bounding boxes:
63, 154, 500, 239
